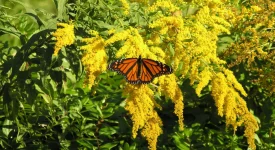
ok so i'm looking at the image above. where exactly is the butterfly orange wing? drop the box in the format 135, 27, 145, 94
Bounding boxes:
108, 58, 140, 83
140, 59, 172, 83
108, 57, 172, 84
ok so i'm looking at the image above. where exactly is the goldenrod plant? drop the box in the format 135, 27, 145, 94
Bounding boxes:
1, 0, 274, 149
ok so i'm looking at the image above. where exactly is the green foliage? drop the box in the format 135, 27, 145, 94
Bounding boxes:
0, 0, 274, 149
0, 0, 133, 149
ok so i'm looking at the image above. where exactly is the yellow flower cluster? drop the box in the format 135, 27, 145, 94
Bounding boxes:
60, 0, 261, 149
158, 75, 184, 130
104, 0, 259, 149
106, 27, 161, 60
50, 0, 264, 149
147, 1, 259, 148
105, 25, 179, 149
80, 30, 107, 88
223, 69, 247, 96
124, 84, 162, 150
195, 67, 213, 96
148, 2, 230, 83
222, 0, 275, 96
211, 72, 227, 116
148, 0, 179, 13
149, 16, 184, 35
120, 0, 130, 15
211, 68, 258, 149
224, 1, 274, 67
52, 23, 75, 55
149, 15, 188, 70
141, 112, 163, 150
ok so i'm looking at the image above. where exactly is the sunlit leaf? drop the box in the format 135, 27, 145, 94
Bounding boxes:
100, 142, 118, 149
99, 126, 117, 136
2, 119, 13, 137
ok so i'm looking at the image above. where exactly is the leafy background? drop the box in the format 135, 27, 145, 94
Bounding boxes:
1, 0, 275, 149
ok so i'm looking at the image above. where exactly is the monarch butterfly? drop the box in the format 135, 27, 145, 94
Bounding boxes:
108, 55, 173, 84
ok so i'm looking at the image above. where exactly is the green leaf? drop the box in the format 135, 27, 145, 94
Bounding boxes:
95, 21, 115, 29
183, 128, 193, 137
56, 0, 68, 20
19, 61, 28, 71
38, 93, 51, 104
61, 80, 68, 94
61, 58, 70, 69
34, 84, 45, 93
76, 139, 95, 148
2, 119, 13, 137
172, 135, 190, 150
100, 142, 118, 149
0, 26, 21, 37
254, 133, 261, 144
96, 104, 103, 118
3, 85, 19, 119
31, 72, 40, 80
99, 126, 117, 136
53, 0, 58, 9
168, 42, 175, 56
84, 123, 96, 130
129, 143, 137, 150
49, 79, 57, 97
65, 71, 76, 83
102, 107, 114, 118
25, 12, 44, 27
123, 142, 130, 150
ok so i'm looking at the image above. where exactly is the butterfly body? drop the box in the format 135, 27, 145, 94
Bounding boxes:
108, 56, 172, 84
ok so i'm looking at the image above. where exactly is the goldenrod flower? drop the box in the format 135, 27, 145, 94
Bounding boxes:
106, 23, 183, 148
158, 74, 184, 130
102, 0, 260, 149
81, 30, 107, 88
124, 84, 163, 149
149, 16, 184, 35
107, 28, 116, 35
141, 112, 163, 150
251, 5, 262, 12
211, 72, 227, 116
148, 0, 179, 13
211, 71, 258, 149
106, 27, 161, 59
223, 68, 247, 97
224, 89, 237, 128
52, 23, 75, 55
105, 29, 129, 46
196, 68, 213, 96
120, 0, 130, 15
